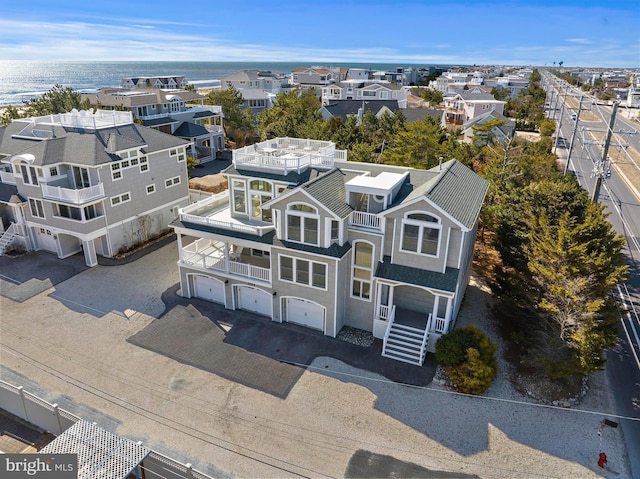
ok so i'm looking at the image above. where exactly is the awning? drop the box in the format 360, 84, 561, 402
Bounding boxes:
39, 420, 150, 479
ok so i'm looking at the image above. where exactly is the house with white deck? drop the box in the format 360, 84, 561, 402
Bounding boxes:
0, 109, 190, 266
170, 137, 487, 365
81, 88, 224, 163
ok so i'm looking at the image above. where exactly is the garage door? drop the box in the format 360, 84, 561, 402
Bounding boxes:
285, 298, 325, 331
37, 228, 57, 253
192, 275, 225, 305
236, 286, 272, 318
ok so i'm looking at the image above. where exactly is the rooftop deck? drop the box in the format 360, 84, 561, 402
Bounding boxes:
233, 137, 347, 174
179, 192, 274, 236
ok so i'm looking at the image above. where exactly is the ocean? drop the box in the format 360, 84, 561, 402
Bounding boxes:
0, 61, 435, 107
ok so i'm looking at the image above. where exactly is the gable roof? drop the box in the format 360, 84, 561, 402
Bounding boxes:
301, 168, 354, 218
402, 160, 488, 230
321, 100, 399, 121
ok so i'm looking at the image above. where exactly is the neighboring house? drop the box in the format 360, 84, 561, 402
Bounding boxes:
290, 67, 346, 97
319, 100, 399, 122
443, 87, 505, 127
0, 109, 190, 266
219, 70, 288, 94
170, 137, 488, 365
356, 83, 404, 102
238, 88, 276, 114
460, 111, 515, 145
627, 76, 640, 108
121, 76, 188, 89
321, 82, 408, 105
81, 88, 224, 162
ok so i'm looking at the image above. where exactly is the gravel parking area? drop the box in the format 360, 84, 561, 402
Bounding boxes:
0, 245, 632, 478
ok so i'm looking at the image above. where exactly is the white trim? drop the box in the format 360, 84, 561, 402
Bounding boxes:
146, 184, 156, 195
234, 284, 273, 318
457, 230, 466, 270
278, 254, 328, 290
281, 296, 326, 332
399, 211, 442, 258
443, 226, 451, 274
383, 196, 470, 232
351, 240, 375, 302
188, 273, 227, 307
263, 187, 340, 219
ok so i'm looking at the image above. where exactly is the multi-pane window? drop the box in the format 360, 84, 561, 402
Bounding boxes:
146, 184, 156, 194
165, 176, 181, 188
352, 242, 373, 300
400, 213, 441, 256
20, 164, 41, 186
29, 198, 45, 218
232, 180, 246, 213
139, 156, 149, 172
170, 148, 186, 162
279, 255, 326, 289
110, 192, 131, 206
286, 204, 318, 245
49, 167, 58, 177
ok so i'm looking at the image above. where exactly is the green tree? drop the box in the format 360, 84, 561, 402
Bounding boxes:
491, 87, 511, 101
257, 88, 322, 140
206, 85, 255, 143
471, 117, 507, 147
380, 117, 448, 169
539, 119, 556, 137
22, 84, 90, 116
0, 105, 23, 126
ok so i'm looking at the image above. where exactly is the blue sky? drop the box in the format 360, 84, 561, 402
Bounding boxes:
1, 0, 638, 67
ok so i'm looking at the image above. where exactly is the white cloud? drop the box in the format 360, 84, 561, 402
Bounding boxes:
567, 38, 593, 44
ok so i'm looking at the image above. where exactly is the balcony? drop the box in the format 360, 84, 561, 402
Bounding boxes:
0, 171, 16, 185
42, 182, 105, 204
179, 192, 275, 236
182, 238, 271, 283
349, 211, 382, 231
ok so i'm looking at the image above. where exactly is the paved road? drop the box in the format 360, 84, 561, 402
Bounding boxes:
543, 70, 640, 479
0, 244, 631, 478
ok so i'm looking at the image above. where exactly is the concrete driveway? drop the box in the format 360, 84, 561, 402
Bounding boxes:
0, 243, 631, 478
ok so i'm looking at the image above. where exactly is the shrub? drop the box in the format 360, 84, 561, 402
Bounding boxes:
436, 324, 498, 394
445, 348, 498, 395
435, 326, 479, 366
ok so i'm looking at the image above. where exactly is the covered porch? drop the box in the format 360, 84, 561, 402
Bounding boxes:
179, 236, 271, 283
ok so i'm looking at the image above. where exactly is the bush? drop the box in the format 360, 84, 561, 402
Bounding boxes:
436, 324, 498, 394
435, 326, 480, 366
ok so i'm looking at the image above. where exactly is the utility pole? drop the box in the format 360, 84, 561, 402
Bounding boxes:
564, 95, 585, 175
592, 102, 618, 203
553, 101, 566, 154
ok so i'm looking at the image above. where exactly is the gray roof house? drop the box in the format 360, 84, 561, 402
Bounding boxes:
170, 137, 488, 366
0, 109, 191, 266
81, 87, 224, 163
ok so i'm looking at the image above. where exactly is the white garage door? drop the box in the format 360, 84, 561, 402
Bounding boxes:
237, 286, 272, 318
192, 275, 225, 305
37, 228, 57, 253
285, 298, 325, 331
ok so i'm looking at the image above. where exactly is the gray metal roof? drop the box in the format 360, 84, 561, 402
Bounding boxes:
402, 160, 488, 230
39, 420, 150, 479
0, 120, 189, 167
222, 165, 313, 185
302, 168, 354, 219
375, 256, 460, 292
173, 121, 209, 138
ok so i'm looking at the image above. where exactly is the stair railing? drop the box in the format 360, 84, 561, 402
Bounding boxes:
382, 305, 397, 351
419, 313, 432, 364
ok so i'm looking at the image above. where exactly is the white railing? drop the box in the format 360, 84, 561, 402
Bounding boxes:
182, 251, 271, 283
420, 314, 432, 363
181, 213, 272, 236
382, 305, 397, 351
229, 261, 271, 282
434, 317, 446, 333
42, 183, 105, 204
378, 304, 391, 320
0, 170, 16, 185
349, 211, 381, 229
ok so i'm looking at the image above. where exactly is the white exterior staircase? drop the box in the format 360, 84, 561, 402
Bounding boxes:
382, 314, 431, 366
0, 223, 17, 255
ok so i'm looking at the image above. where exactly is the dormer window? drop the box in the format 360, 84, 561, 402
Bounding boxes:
400, 212, 441, 256
286, 203, 318, 245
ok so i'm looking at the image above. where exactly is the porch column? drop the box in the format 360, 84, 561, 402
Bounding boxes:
176, 233, 184, 261
82, 239, 98, 267
224, 241, 231, 273
443, 298, 453, 333
375, 283, 382, 318
432, 296, 440, 332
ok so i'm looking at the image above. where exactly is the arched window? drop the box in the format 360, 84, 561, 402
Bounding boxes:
286, 203, 318, 245
400, 212, 441, 256
352, 241, 373, 300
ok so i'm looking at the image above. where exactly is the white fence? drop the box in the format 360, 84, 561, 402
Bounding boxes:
0, 380, 215, 479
